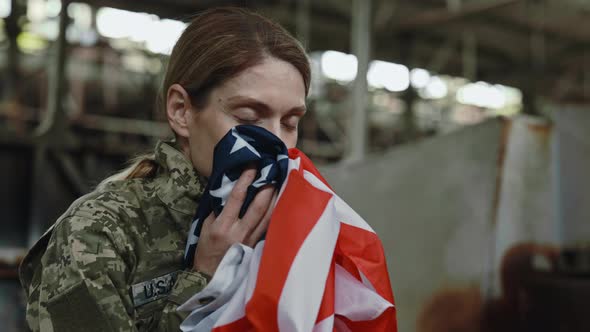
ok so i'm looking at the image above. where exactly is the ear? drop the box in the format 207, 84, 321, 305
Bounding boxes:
166, 84, 193, 138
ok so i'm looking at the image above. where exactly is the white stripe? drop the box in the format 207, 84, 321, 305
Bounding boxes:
244, 241, 264, 303
302, 169, 381, 293
212, 241, 265, 327
303, 170, 375, 233
333, 195, 375, 233
179, 243, 253, 332
275, 157, 301, 204
334, 264, 393, 321
277, 196, 340, 332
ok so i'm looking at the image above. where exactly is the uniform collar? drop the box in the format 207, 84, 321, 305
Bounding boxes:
154, 140, 207, 216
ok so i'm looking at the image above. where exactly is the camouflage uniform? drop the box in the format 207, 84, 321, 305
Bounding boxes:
19, 141, 210, 331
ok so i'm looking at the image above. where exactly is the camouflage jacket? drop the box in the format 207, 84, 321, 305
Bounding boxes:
19, 140, 210, 332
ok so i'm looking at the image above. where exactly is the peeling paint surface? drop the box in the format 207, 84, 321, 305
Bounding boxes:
322, 113, 590, 332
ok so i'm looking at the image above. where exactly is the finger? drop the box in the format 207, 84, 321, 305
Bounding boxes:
239, 185, 274, 236
218, 167, 257, 221
200, 212, 216, 232
193, 213, 217, 267
244, 190, 277, 247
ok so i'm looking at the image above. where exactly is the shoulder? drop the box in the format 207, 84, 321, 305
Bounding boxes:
70, 178, 155, 220
53, 177, 161, 250
20, 178, 154, 288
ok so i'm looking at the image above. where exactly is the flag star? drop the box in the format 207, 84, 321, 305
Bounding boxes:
230, 128, 261, 157
252, 164, 273, 188
209, 174, 237, 206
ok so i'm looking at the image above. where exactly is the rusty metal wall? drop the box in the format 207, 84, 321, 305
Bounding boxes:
322, 119, 504, 332
491, 117, 555, 295
322, 112, 590, 332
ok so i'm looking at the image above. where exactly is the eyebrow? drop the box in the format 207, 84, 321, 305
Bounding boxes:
225, 95, 307, 115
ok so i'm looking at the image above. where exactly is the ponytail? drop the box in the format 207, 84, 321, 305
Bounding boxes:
96, 154, 159, 190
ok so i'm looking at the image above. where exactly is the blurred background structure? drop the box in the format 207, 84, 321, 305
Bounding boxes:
0, 0, 589, 331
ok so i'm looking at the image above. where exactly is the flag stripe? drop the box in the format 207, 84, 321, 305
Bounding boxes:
211, 242, 264, 330
244, 171, 333, 330
277, 196, 340, 332
315, 261, 335, 324
302, 170, 375, 233
312, 315, 334, 332
334, 264, 392, 321
336, 306, 397, 331
337, 223, 395, 303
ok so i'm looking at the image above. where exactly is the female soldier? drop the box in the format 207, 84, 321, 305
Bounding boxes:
20, 7, 310, 331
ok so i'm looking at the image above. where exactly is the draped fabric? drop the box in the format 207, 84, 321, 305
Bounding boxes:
184, 125, 289, 267
181, 126, 397, 331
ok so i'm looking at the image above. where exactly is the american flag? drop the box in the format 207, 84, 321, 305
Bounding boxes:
181, 126, 397, 331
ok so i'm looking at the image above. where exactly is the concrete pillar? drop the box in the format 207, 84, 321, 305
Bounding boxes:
346, 0, 371, 163
584, 50, 589, 101
524, 0, 546, 116
400, 33, 418, 142
3, 0, 25, 101
296, 0, 310, 50
462, 31, 477, 82
401, 84, 418, 141
28, 0, 71, 246
37, 0, 69, 135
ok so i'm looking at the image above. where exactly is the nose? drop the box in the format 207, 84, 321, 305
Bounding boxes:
263, 121, 282, 140
261, 121, 294, 148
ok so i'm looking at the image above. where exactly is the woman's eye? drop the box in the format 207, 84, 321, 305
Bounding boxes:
235, 117, 259, 124
282, 116, 300, 131
233, 109, 260, 124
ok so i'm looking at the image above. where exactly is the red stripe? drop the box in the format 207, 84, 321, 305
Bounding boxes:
337, 223, 395, 304
315, 259, 335, 324
244, 170, 333, 330
294, 148, 338, 325
337, 306, 397, 331
336, 254, 362, 281
211, 317, 252, 332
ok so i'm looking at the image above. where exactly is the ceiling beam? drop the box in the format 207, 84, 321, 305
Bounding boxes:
395, 0, 523, 30
481, 11, 590, 45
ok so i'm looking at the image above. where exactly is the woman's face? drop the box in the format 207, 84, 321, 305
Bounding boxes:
174, 57, 307, 177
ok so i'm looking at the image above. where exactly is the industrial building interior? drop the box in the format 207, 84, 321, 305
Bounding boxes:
0, 0, 589, 331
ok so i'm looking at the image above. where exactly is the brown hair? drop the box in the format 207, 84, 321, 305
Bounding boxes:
159, 6, 310, 112
101, 7, 310, 185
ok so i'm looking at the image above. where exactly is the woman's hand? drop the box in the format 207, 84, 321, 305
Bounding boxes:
193, 168, 275, 276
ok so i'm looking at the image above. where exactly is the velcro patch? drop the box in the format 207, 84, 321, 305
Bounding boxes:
131, 270, 179, 307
